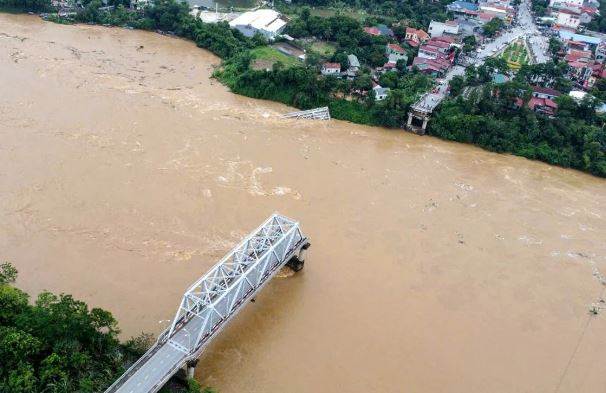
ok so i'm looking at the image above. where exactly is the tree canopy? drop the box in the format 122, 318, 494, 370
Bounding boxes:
0, 263, 209, 393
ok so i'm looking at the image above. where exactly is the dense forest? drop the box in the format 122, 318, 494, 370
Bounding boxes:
0, 263, 209, 393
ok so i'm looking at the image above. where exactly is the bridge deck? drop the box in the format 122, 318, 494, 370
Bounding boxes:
410, 93, 444, 114
283, 106, 330, 120
105, 214, 308, 393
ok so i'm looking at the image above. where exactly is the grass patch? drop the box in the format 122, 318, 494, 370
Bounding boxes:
500, 39, 531, 70
249, 46, 300, 68
328, 99, 375, 125
308, 7, 372, 21
310, 40, 337, 57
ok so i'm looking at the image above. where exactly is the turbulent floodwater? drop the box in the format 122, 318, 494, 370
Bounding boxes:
1, 14, 606, 393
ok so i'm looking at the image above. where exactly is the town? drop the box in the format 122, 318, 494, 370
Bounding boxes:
177, 0, 605, 134
2, 0, 606, 391
22, 0, 604, 176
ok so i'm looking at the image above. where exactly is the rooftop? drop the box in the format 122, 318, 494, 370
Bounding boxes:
532, 85, 562, 97
559, 30, 602, 45
229, 10, 288, 33
387, 43, 406, 52
322, 62, 341, 69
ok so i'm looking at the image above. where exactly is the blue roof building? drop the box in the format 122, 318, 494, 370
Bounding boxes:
492, 73, 509, 84
559, 30, 602, 46
376, 24, 394, 37
447, 1, 479, 14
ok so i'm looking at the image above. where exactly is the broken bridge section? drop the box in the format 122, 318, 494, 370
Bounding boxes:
105, 214, 310, 393
283, 106, 331, 120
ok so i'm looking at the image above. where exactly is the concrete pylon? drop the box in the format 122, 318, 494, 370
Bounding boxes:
186, 359, 198, 379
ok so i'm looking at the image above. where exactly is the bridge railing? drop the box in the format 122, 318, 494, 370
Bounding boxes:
166, 214, 304, 348
283, 107, 330, 120
104, 213, 309, 393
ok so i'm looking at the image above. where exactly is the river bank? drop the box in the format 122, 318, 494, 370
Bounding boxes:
4, 3, 606, 178
2, 13, 606, 393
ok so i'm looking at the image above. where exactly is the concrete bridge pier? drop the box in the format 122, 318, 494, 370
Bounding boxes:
286, 242, 310, 272
406, 111, 430, 135
186, 360, 198, 379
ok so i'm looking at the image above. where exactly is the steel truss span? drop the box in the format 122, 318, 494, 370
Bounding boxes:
105, 214, 310, 393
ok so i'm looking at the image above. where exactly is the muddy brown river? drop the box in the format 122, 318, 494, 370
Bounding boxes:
1, 14, 605, 393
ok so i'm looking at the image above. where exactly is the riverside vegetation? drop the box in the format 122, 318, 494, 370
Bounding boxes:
0, 263, 210, 393
1, 0, 605, 177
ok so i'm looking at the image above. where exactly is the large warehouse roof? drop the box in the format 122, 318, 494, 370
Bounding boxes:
229, 9, 287, 33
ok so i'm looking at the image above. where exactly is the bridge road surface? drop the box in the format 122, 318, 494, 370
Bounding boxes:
105, 213, 309, 393
114, 316, 203, 393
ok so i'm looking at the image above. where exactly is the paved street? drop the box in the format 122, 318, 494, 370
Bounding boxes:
467, 0, 550, 65
517, 0, 551, 63
424, 0, 552, 106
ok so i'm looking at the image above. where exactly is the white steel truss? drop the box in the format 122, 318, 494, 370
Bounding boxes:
164, 213, 306, 353
105, 213, 308, 393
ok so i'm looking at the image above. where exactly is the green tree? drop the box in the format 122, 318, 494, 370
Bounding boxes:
449, 75, 465, 97
548, 37, 562, 57
462, 35, 477, 53
483, 18, 504, 37
0, 262, 17, 285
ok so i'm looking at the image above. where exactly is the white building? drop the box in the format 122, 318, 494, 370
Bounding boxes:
555, 9, 581, 29
321, 62, 341, 76
428, 20, 460, 38
346, 54, 360, 79
373, 85, 390, 101
229, 9, 288, 40
130, 0, 149, 10
549, 0, 583, 8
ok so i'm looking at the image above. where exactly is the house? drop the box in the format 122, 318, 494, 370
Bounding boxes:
428, 20, 460, 38
321, 62, 341, 76
347, 54, 360, 73
514, 96, 558, 116
559, 30, 602, 50
555, 9, 581, 29
447, 1, 479, 15
376, 24, 394, 37
478, 4, 509, 20
418, 36, 452, 59
345, 54, 360, 79
412, 56, 451, 76
528, 97, 558, 116
364, 24, 393, 37
549, 0, 583, 9
566, 60, 595, 88
363, 26, 381, 36
580, 7, 599, 24
477, 12, 500, 24
595, 42, 606, 63
229, 10, 288, 40
564, 49, 593, 62
405, 27, 430, 47
382, 61, 399, 72
386, 44, 408, 61
569, 90, 588, 101
456, 17, 482, 37
492, 73, 510, 84
531, 86, 562, 100
373, 85, 390, 101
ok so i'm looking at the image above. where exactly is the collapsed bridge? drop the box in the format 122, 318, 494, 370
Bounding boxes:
104, 214, 310, 393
